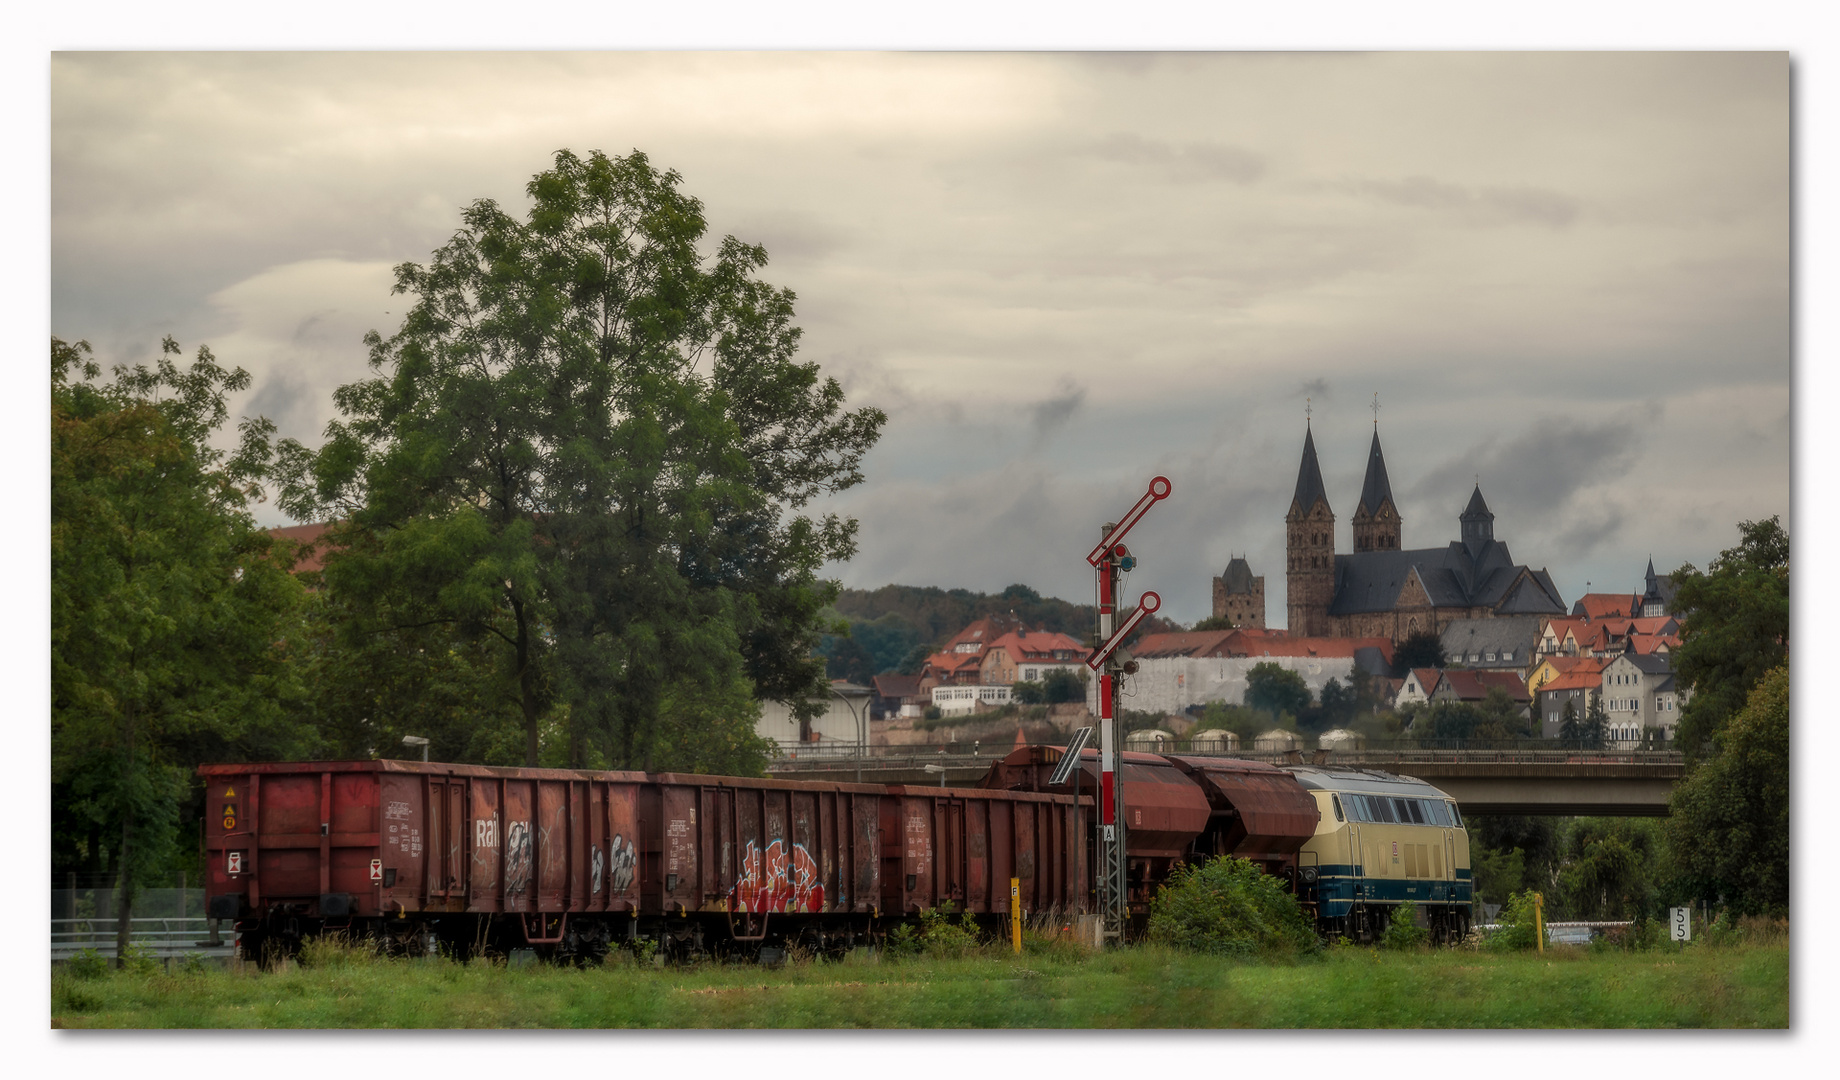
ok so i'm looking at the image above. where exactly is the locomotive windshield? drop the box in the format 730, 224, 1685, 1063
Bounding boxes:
1340, 793, 1460, 828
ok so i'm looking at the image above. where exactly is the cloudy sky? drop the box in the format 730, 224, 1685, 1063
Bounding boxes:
49, 50, 1792, 628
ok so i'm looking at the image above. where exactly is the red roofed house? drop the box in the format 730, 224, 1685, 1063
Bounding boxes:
916, 615, 1023, 693
1535, 669, 1605, 738
1431, 669, 1532, 716
1397, 667, 1442, 708
1571, 592, 1641, 621
979, 630, 1085, 686
267, 522, 335, 575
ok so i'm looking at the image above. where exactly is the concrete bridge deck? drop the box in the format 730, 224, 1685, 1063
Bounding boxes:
766, 746, 1687, 816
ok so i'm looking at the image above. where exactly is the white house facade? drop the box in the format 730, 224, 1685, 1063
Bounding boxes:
931, 684, 1013, 716
1095, 655, 1366, 716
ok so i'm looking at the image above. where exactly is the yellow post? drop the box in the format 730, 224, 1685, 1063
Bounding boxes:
1011, 878, 1022, 954
1534, 892, 1545, 953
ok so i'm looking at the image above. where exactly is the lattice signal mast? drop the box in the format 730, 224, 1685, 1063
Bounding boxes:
1084, 475, 1170, 939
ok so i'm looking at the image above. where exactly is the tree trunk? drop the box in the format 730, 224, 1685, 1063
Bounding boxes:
114, 699, 137, 968
114, 817, 133, 968
513, 598, 540, 767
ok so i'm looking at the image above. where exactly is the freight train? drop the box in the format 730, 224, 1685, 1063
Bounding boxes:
198, 745, 1470, 962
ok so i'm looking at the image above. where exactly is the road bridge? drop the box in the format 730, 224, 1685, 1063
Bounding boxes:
766, 746, 1687, 817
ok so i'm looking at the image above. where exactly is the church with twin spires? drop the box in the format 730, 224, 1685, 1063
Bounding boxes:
1281, 419, 1566, 642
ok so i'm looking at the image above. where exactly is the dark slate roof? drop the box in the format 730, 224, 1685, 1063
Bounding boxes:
1351, 646, 1392, 678
1642, 559, 1678, 610
1356, 429, 1396, 517
1617, 653, 1674, 677
1290, 426, 1330, 517
1220, 556, 1257, 594
1327, 541, 1566, 617
1439, 616, 1543, 663
1461, 485, 1493, 521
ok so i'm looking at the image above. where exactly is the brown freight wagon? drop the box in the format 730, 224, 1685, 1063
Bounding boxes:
198, 759, 1089, 961
981, 746, 1211, 914
878, 785, 1085, 920
199, 760, 650, 959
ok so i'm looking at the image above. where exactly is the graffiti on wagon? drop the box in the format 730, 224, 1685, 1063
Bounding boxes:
730, 838, 825, 913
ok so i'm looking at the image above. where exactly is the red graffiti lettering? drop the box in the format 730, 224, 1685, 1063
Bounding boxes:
730, 839, 825, 913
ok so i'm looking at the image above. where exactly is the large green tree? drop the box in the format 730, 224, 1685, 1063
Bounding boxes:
277, 149, 883, 771
1669, 516, 1789, 758
1243, 662, 1311, 720
52, 337, 311, 962
1664, 663, 1789, 916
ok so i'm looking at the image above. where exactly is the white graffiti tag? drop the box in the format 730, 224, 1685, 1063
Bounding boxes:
591, 844, 604, 895
503, 821, 532, 894
608, 835, 636, 894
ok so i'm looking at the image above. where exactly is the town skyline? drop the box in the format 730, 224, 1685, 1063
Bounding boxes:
51, 52, 1791, 627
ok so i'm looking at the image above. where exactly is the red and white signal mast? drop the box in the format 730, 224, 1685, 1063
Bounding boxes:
1083, 475, 1171, 939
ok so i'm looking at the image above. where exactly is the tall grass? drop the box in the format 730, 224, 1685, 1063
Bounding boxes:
52, 929, 1787, 1029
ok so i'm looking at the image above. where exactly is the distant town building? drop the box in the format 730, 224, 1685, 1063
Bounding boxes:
978, 630, 1085, 686
1108, 630, 1393, 715
1211, 556, 1266, 628
1284, 421, 1566, 643
1439, 616, 1543, 673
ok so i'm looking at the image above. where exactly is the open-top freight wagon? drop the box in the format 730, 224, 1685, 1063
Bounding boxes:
198, 758, 1084, 962
199, 745, 1470, 961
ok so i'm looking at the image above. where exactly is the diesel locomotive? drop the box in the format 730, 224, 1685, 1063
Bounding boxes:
198, 744, 1469, 961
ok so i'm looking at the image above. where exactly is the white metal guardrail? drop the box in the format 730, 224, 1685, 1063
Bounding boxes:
52, 917, 232, 960
1477, 920, 1632, 944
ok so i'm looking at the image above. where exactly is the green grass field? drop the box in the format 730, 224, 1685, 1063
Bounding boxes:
51, 938, 1788, 1029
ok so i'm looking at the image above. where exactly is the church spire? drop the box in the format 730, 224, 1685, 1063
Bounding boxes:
1290, 425, 1330, 518
1356, 428, 1395, 519
1460, 483, 1495, 558
1351, 425, 1401, 552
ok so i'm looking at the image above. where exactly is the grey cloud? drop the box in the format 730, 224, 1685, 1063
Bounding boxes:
1295, 378, 1329, 401
1089, 133, 1265, 184
1410, 416, 1643, 513
1481, 186, 1580, 228
1553, 508, 1627, 556
1351, 175, 1580, 228
1028, 378, 1087, 447
245, 373, 325, 443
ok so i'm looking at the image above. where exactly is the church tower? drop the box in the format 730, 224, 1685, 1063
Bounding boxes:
1350, 427, 1402, 552
1285, 422, 1336, 636
1460, 484, 1495, 559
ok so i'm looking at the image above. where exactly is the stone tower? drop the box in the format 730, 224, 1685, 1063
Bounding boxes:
1350, 428, 1402, 552
1212, 556, 1266, 629
1285, 424, 1336, 636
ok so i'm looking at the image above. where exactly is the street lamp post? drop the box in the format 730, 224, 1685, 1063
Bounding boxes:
831, 685, 872, 783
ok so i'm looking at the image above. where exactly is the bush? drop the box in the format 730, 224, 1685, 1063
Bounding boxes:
1486, 890, 1546, 952
1147, 856, 1318, 959
64, 948, 109, 980
1379, 909, 1430, 950
884, 903, 983, 960
119, 942, 161, 977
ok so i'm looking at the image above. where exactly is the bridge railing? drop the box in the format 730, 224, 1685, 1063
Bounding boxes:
765, 741, 1685, 771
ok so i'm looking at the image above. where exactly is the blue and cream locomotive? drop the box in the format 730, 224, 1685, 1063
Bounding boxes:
1289, 766, 1473, 942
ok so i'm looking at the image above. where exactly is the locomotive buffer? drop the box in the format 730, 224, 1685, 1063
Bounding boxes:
1084, 475, 1170, 940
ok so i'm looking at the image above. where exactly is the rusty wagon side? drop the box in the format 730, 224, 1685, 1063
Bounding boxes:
197, 758, 1089, 961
